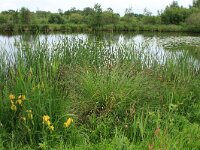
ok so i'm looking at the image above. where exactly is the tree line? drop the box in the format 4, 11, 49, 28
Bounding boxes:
0, 0, 200, 33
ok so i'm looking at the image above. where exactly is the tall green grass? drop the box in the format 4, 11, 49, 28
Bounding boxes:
0, 35, 200, 149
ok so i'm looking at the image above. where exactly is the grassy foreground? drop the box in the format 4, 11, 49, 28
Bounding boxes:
0, 36, 200, 149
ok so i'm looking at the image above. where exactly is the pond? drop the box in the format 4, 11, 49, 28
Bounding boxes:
0, 32, 200, 69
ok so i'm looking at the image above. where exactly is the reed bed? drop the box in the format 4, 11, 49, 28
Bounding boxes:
0, 35, 200, 149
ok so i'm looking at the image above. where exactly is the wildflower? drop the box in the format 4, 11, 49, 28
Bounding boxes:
9, 94, 15, 100
42, 115, 54, 131
46, 120, 51, 126
49, 125, 54, 131
11, 105, 17, 111
43, 115, 50, 123
16, 99, 22, 105
21, 117, 26, 121
64, 118, 73, 128
10, 100, 14, 105
26, 110, 33, 120
18, 95, 26, 101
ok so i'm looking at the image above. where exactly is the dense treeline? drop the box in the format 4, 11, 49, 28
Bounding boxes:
0, 0, 200, 33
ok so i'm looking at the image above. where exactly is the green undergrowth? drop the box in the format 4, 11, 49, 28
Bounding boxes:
0, 36, 199, 149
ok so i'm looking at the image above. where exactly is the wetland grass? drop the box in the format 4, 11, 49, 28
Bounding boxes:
0, 36, 200, 149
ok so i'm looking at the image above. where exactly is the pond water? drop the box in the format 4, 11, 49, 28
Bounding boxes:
0, 32, 200, 68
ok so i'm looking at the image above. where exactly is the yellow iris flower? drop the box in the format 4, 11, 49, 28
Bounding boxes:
64, 118, 73, 128
18, 95, 26, 101
9, 94, 15, 100
11, 105, 17, 111
43, 115, 50, 123
16, 99, 22, 105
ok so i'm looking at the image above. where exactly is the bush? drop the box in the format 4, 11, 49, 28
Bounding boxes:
185, 12, 200, 26
48, 14, 64, 24
161, 7, 190, 25
1, 23, 15, 32
141, 16, 161, 25
30, 24, 40, 32
0, 15, 7, 24
40, 24, 50, 33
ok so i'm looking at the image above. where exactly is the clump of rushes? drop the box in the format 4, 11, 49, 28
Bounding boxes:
64, 118, 73, 128
42, 115, 54, 131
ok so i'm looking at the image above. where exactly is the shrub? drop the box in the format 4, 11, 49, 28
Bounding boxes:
48, 14, 64, 24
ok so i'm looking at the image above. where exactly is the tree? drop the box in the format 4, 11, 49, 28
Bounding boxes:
20, 7, 31, 24
69, 13, 83, 24
170, 1, 179, 8
1, 9, 15, 15
161, 1, 190, 24
125, 7, 134, 16
106, 7, 113, 13
82, 7, 94, 16
58, 9, 63, 16
185, 12, 200, 26
64, 7, 82, 16
12, 11, 19, 24
36, 10, 50, 18
193, 0, 200, 8
102, 11, 120, 25
48, 14, 64, 24
90, 3, 103, 30
143, 8, 152, 16
161, 7, 190, 24
0, 14, 7, 24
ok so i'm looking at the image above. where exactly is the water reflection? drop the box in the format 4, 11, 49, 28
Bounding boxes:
0, 32, 200, 66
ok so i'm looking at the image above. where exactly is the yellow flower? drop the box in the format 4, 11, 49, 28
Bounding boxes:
64, 118, 73, 128
9, 94, 15, 100
49, 125, 54, 131
11, 105, 17, 111
26, 110, 32, 113
18, 95, 26, 101
26, 110, 33, 119
10, 100, 14, 105
43, 115, 50, 123
16, 99, 23, 105
21, 117, 26, 121
46, 120, 51, 126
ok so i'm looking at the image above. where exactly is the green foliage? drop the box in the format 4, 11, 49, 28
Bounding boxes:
82, 7, 94, 16
141, 16, 161, 25
0, 2, 200, 33
185, 12, 200, 26
12, 11, 19, 24
121, 16, 138, 30
193, 0, 200, 8
48, 14, 64, 24
20, 7, 32, 24
90, 3, 103, 30
0, 34, 200, 149
161, 7, 190, 25
0, 14, 7, 24
102, 11, 120, 25
69, 13, 83, 24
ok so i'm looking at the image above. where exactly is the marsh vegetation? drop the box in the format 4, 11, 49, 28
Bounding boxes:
0, 33, 200, 149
